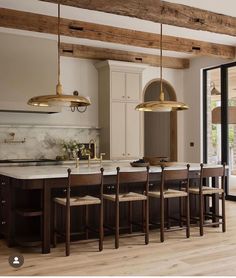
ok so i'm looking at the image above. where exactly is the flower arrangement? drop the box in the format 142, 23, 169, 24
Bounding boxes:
62, 140, 80, 160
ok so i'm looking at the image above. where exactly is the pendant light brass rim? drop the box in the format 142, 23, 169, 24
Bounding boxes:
135, 100, 189, 112
28, 94, 91, 107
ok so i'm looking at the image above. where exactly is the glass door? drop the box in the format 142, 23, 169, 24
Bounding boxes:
227, 65, 236, 198
203, 62, 236, 201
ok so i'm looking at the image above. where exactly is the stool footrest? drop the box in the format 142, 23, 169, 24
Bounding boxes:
119, 232, 145, 239
203, 221, 223, 227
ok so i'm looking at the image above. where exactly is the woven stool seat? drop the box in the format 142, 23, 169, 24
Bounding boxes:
189, 186, 224, 195
103, 192, 147, 202
148, 189, 188, 199
54, 195, 101, 206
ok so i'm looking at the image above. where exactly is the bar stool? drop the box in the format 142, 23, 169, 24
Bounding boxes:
53, 168, 104, 256
189, 163, 226, 236
148, 164, 190, 242
103, 166, 149, 249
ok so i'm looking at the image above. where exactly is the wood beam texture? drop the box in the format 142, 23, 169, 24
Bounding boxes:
41, 0, 236, 37
0, 8, 234, 59
60, 43, 189, 69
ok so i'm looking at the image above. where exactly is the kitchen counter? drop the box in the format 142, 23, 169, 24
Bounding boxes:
0, 161, 223, 180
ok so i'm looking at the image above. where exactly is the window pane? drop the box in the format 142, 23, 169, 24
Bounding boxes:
228, 66, 236, 196
207, 68, 221, 164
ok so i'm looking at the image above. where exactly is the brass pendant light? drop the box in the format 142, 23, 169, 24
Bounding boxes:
27, 0, 91, 110
135, 24, 188, 112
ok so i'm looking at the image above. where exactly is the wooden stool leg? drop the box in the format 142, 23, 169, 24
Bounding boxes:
199, 194, 204, 236
53, 202, 57, 248
145, 199, 149, 245
179, 197, 183, 227
186, 195, 190, 238
128, 201, 132, 234
85, 205, 89, 240
115, 201, 119, 249
142, 200, 145, 232
222, 192, 226, 232
160, 197, 165, 242
99, 202, 104, 251
65, 206, 70, 256
166, 199, 170, 229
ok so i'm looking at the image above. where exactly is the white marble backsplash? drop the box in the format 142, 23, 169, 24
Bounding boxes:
0, 125, 99, 160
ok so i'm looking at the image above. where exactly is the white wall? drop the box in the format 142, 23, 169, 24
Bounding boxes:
183, 56, 230, 163
142, 66, 185, 161
0, 33, 99, 127
0, 33, 100, 159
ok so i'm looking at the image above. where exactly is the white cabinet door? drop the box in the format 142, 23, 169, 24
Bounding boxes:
126, 102, 141, 158
111, 102, 126, 159
111, 71, 126, 100
126, 73, 140, 101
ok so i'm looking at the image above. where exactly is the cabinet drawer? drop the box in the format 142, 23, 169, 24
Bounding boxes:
0, 176, 10, 186
0, 217, 8, 235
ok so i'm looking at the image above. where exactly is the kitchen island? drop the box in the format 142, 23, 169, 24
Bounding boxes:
0, 161, 224, 254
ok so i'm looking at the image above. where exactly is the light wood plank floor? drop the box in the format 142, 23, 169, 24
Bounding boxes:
1, 201, 236, 276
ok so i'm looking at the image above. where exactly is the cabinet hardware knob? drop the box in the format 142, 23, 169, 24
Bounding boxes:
1, 182, 6, 185
1, 221, 6, 225
128, 96, 130, 99
128, 153, 130, 156
63, 189, 71, 192
122, 96, 125, 98
122, 153, 125, 156
1, 200, 6, 204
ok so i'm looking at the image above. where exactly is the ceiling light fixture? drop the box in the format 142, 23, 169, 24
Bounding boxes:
27, 0, 91, 112
135, 24, 188, 112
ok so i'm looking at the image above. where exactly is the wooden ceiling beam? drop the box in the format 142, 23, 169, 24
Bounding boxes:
0, 8, 235, 59
40, 0, 236, 37
60, 43, 190, 69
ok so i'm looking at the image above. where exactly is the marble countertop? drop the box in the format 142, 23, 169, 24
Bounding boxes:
0, 161, 224, 180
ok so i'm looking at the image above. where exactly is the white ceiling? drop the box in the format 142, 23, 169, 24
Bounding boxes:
0, 0, 236, 59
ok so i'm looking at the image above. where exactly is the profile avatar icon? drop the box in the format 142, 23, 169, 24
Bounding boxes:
13, 257, 20, 264
8, 254, 24, 268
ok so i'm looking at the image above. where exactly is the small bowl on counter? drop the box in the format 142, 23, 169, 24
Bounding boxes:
130, 159, 150, 167
143, 157, 176, 167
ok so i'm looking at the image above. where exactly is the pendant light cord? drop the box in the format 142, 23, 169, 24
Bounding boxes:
56, 0, 62, 95
58, 0, 61, 85
159, 23, 164, 102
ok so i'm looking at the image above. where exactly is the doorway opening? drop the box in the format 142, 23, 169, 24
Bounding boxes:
143, 79, 177, 161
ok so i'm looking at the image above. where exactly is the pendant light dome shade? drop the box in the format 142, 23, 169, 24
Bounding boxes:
135, 24, 188, 112
27, 1, 91, 110
135, 100, 188, 112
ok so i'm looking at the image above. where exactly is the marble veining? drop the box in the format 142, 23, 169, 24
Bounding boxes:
0, 126, 99, 160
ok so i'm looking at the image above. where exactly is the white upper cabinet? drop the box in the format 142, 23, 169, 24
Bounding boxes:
96, 60, 147, 160
111, 72, 126, 100
111, 71, 140, 102
126, 73, 140, 102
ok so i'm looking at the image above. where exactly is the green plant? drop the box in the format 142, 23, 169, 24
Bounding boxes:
62, 140, 80, 154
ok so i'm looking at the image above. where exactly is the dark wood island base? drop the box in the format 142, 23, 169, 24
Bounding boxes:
0, 166, 225, 254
